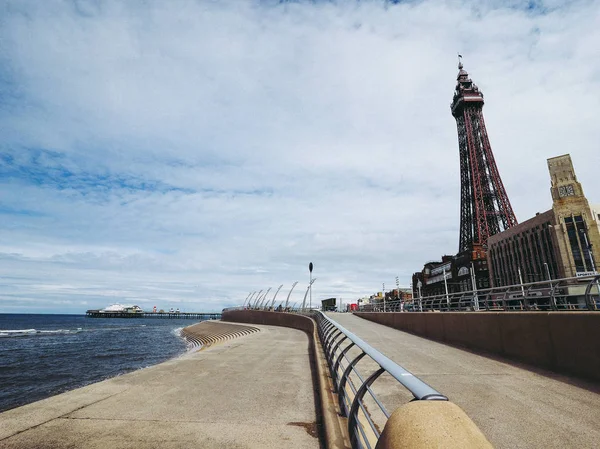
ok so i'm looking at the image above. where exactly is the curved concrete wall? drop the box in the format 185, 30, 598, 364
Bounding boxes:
355, 311, 600, 382
223, 311, 493, 449
222, 310, 349, 449
222, 309, 315, 334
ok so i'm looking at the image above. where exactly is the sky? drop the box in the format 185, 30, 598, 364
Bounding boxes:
1, 0, 599, 314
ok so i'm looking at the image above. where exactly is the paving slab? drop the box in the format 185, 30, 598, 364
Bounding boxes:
326, 312, 600, 449
0, 324, 320, 449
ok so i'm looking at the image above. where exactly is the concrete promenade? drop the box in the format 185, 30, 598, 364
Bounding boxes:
327, 312, 600, 449
0, 322, 320, 449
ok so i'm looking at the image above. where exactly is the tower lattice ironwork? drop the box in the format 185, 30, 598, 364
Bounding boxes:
451, 60, 517, 257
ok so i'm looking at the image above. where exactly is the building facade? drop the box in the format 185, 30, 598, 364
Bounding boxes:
488, 154, 600, 286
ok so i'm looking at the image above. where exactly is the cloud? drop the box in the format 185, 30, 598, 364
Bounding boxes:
0, 0, 599, 313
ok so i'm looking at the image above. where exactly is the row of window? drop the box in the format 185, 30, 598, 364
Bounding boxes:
564, 216, 595, 272
488, 222, 559, 286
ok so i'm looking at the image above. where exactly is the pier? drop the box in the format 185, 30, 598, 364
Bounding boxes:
85, 310, 221, 319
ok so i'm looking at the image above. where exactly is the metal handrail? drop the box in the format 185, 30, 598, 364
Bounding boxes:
314, 311, 447, 449
360, 275, 600, 313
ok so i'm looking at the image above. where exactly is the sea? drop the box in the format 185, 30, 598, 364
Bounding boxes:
0, 314, 205, 413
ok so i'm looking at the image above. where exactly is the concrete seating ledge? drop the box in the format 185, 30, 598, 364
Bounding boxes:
181, 320, 260, 350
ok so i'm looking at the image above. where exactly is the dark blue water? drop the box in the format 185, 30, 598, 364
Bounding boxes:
0, 314, 203, 413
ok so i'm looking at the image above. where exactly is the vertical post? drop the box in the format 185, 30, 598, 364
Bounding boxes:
580, 230, 596, 271
383, 282, 386, 312
580, 230, 600, 308
269, 284, 284, 310
518, 267, 525, 297
395, 276, 401, 311
543, 262, 551, 281
284, 281, 298, 310
443, 268, 450, 309
252, 290, 263, 308
417, 280, 423, 312
309, 262, 314, 311
470, 262, 479, 311
258, 288, 271, 308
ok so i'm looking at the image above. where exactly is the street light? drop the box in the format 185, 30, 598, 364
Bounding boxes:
580, 229, 600, 303
268, 284, 284, 310
309, 262, 314, 310
470, 262, 479, 311
301, 278, 317, 311
283, 281, 298, 310
383, 282, 385, 312
258, 287, 272, 309
396, 276, 402, 312
543, 262, 552, 281
252, 290, 263, 308
579, 229, 597, 272
518, 267, 525, 297
443, 268, 450, 308
242, 292, 253, 307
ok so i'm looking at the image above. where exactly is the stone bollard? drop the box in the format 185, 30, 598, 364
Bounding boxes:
375, 401, 493, 449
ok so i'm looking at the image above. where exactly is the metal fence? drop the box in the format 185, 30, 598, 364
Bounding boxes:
360, 275, 600, 313
314, 311, 447, 449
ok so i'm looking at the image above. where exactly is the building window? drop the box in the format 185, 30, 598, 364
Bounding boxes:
564, 216, 593, 272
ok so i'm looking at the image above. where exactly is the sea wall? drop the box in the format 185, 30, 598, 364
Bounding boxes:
354, 311, 600, 382
222, 310, 493, 449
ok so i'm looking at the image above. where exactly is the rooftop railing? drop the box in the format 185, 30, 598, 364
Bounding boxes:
314, 311, 447, 449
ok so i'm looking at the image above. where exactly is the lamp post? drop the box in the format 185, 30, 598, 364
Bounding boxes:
443, 268, 450, 309
301, 278, 317, 311
309, 262, 314, 310
395, 276, 401, 312
268, 284, 284, 310
417, 279, 423, 312
518, 267, 525, 297
283, 281, 298, 310
579, 229, 596, 272
242, 292, 252, 308
383, 282, 386, 312
252, 290, 263, 308
580, 229, 600, 304
543, 262, 552, 281
470, 262, 479, 311
258, 288, 271, 308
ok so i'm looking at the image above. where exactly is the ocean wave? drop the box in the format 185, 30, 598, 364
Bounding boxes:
0, 328, 83, 338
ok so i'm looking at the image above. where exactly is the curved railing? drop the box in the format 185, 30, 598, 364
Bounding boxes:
360, 275, 600, 312
314, 311, 447, 449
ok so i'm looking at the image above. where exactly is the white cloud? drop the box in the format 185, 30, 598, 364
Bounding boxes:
0, 0, 599, 313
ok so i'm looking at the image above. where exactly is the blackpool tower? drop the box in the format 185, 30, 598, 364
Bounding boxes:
451, 59, 517, 259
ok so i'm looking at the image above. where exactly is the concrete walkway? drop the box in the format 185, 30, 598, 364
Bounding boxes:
326, 312, 600, 449
0, 323, 320, 449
